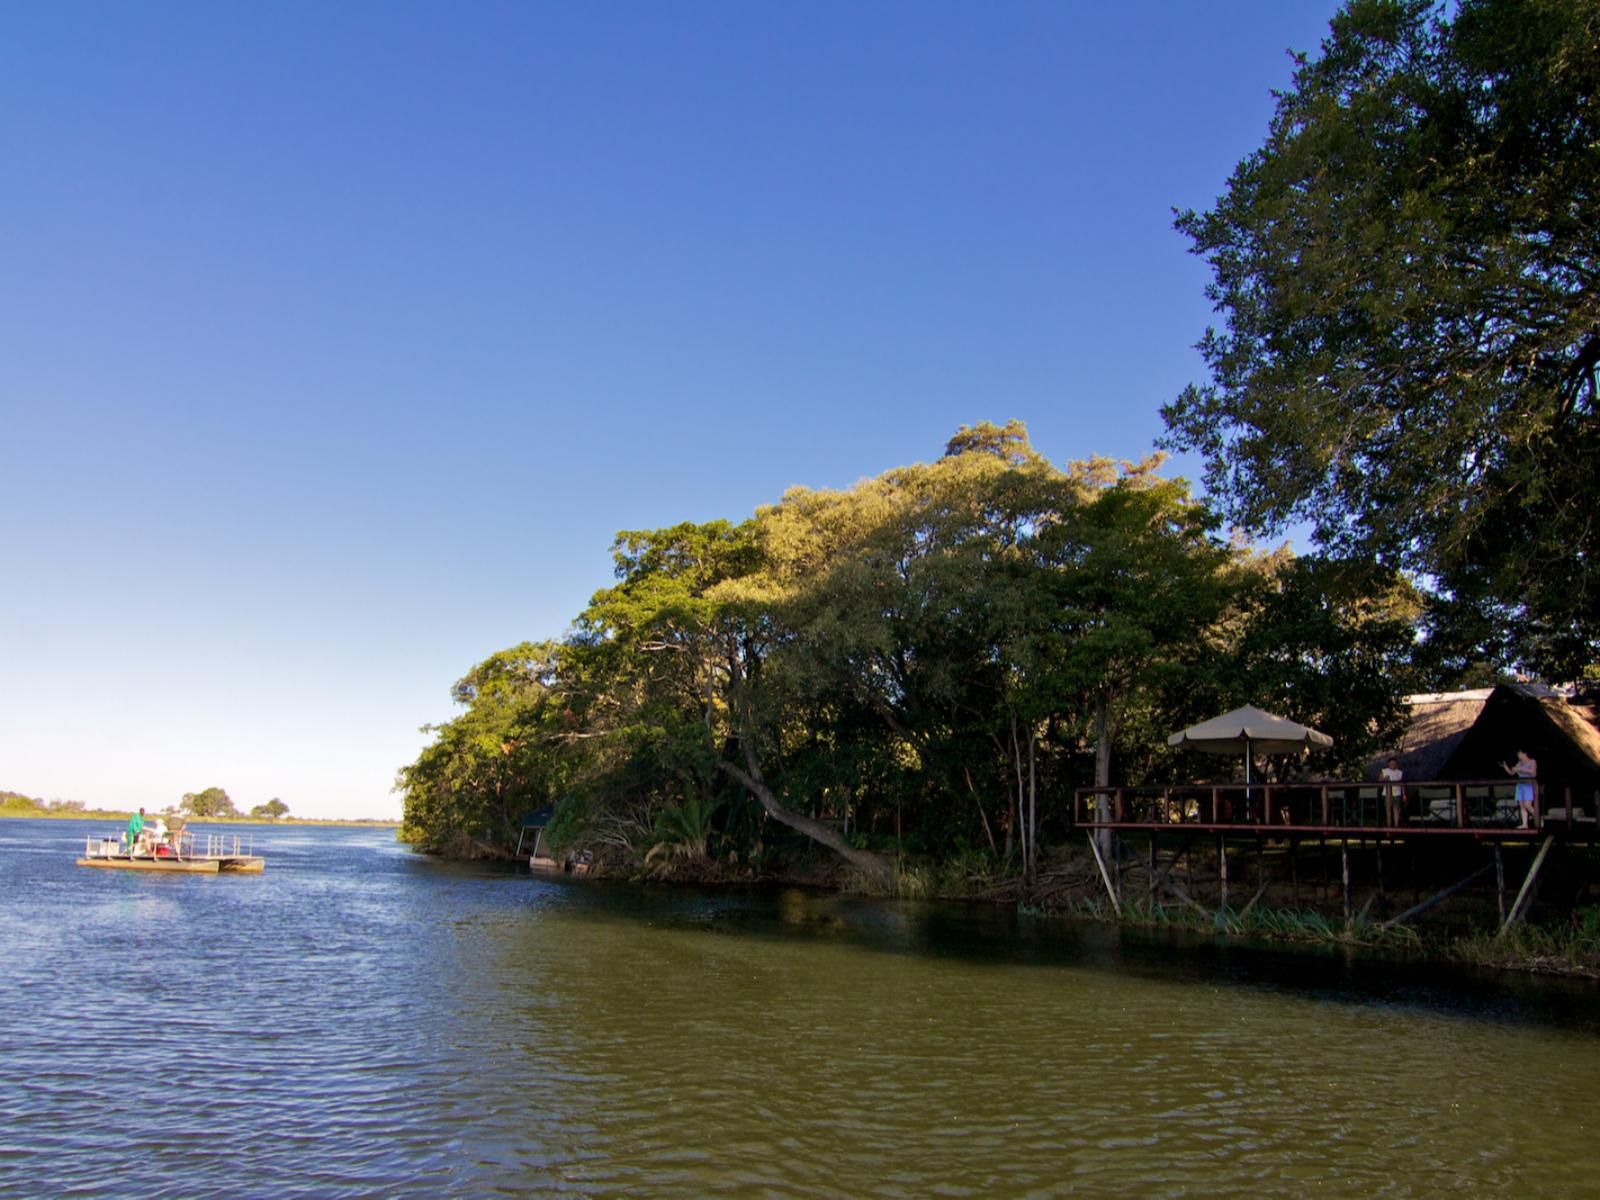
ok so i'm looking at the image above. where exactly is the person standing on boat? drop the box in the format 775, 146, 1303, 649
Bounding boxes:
126, 807, 146, 855
1503, 750, 1538, 829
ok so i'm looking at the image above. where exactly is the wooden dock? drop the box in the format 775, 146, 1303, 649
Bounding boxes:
1074, 777, 1594, 931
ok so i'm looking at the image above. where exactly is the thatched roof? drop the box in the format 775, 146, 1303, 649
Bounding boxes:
1375, 690, 1491, 780
1375, 685, 1600, 794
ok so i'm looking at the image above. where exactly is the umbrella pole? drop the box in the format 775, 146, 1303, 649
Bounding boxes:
1244, 736, 1252, 823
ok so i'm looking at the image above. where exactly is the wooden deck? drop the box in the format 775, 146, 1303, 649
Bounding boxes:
77, 856, 222, 872
1074, 778, 1594, 840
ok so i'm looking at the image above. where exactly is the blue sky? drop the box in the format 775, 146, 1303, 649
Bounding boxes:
2, 1, 1338, 819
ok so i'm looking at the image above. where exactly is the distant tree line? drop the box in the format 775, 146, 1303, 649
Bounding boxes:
0, 786, 290, 820
0, 790, 87, 816
180, 788, 290, 819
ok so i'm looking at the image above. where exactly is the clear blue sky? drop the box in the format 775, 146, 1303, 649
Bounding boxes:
2, 1, 1337, 819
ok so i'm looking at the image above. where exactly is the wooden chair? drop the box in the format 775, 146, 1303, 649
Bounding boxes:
1416, 786, 1456, 824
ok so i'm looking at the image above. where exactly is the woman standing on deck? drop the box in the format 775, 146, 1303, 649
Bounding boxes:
1503, 750, 1538, 829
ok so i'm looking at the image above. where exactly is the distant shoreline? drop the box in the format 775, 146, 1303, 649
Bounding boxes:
0, 809, 399, 828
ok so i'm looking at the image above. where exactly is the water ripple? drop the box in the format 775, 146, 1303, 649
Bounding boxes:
3, 820, 1599, 1196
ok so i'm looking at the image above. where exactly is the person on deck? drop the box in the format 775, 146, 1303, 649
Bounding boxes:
1503, 750, 1538, 829
1380, 757, 1404, 827
126, 807, 146, 855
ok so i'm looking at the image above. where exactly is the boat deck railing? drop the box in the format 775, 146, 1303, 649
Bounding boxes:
199, 832, 254, 859
81, 829, 256, 860
1074, 778, 1594, 837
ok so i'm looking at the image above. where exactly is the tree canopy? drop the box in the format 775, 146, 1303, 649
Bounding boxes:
182, 787, 238, 818
1163, 0, 1600, 676
398, 424, 1420, 876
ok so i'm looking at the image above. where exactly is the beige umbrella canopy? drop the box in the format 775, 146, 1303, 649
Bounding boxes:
1167, 704, 1334, 784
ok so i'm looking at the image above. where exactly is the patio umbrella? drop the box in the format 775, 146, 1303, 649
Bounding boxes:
1166, 704, 1334, 785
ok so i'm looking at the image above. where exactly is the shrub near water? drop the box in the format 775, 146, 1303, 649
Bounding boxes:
1056, 894, 1424, 949
1451, 907, 1600, 977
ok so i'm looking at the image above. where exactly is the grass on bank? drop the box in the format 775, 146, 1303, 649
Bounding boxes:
1038, 884, 1600, 978
1448, 907, 1600, 977
868, 841, 1600, 979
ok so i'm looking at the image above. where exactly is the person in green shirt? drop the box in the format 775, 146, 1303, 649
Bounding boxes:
126, 807, 146, 856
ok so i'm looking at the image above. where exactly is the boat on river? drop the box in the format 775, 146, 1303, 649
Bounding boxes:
76, 825, 265, 874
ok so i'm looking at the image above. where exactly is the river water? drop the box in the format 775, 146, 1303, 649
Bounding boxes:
2, 817, 1598, 1197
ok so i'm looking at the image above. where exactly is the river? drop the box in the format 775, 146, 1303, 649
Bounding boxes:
2, 816, 1597, 1197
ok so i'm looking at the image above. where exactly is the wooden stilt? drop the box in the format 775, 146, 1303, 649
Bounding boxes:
1087, 831, 1119, 909
1378, 863, 1495, 930
1290, 837, 1300, 907
1376, 843, 1386, 916
1154, 874, 1212, 918
1218, 835, 1229, 911
1494, 843, 1506, 926
1501, 836, 1555, 935
1145, 841, 1195, 904
1341, 842, 1353, 932
1238, 877, 1271, 920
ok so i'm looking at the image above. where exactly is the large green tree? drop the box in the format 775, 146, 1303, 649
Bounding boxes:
182, 787, 237, 818
1163, 0, 1600, 676
397, 641, 572, 855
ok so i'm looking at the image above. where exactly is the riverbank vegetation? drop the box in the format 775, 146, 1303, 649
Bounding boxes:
2, 790, 129, 821
398, 422, 1421, 875
0, 787, 395, 826
1015, 837, 1600, 978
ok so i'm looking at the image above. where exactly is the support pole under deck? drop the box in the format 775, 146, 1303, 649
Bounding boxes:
1495, 843, 1506, 926
1501, 836, 1556, 935
1341, 842, 1353, 933
1376, 843, 1386, 917
1377, 863, 1494, 931
1088, 831, 1119, 910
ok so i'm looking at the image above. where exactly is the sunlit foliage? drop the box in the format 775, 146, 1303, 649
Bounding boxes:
398, 423, 1419, 871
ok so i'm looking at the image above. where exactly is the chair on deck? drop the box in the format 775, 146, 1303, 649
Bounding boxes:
1416, 786, 1456, 825
1457, 784, 1513, 826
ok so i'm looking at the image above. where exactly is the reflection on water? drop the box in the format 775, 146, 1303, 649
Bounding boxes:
2, 817, 1598, 1197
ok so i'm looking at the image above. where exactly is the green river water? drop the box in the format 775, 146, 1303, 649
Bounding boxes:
3, 818, 1596, 1197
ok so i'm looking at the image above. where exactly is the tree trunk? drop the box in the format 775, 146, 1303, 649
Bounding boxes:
963, 768, 998, 854
1094, 697, 1115, 861
717, 754, 893, 885
1026, 724, 1037, 883
1010, 713, 1029, 877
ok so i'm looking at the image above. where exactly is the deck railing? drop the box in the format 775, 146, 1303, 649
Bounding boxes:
1071, 778, 1585, 834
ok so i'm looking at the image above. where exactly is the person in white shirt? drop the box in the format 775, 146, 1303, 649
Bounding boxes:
1380, 757, 1404, 827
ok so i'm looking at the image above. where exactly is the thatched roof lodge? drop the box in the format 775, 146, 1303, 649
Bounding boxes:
1376, 684, 1600, 808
